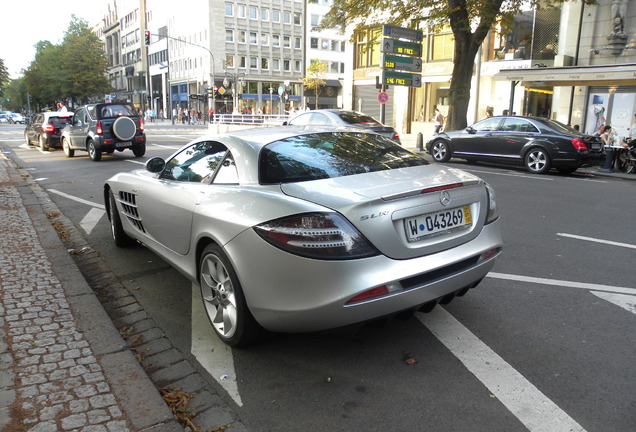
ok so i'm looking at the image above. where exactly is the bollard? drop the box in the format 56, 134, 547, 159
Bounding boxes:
599, 147, 614, 172
416, 132, 423, 151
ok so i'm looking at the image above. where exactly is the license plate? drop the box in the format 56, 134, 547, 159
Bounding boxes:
404, 206, 472, 242
591, 143, 601, 150
116, 141, 131, 148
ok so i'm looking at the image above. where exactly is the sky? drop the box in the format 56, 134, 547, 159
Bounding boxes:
0, 2, 104, 78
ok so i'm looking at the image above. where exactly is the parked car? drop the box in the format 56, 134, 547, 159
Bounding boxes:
24, 111, 74, 150
8, 113, 25, 124
426, 116, 604, 174
0, 114, 9, 123
285, 109, 401, 143
61, 103, 146, 161
104, 126, 502, 346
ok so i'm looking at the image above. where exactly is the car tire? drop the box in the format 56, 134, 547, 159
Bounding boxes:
88, 139, 101, 161
132, 143, 146, 157
62, 138, 75, 158
431, 139, 451, 163
112, 117, 137, 141
108, 189, 135, 247
525, 148, 551, 174
199, 244, 266, 347
39, 135, 49, 151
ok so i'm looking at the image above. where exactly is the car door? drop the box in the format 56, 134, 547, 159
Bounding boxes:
451, 117, 505, 157
494, 117, 540, 160
28, 114, 43, 143
136, 141, 229, 255
67, 108, 90, 147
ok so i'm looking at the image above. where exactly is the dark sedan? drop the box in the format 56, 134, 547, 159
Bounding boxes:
285, 109, 401, 143
25, 111, 74, 151
426, 116, 603, 174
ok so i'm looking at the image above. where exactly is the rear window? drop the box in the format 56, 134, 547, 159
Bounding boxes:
260, 132, 428, 184
338, 112, 381, 126
93, 104, 138, 119
48, 116, 72, 127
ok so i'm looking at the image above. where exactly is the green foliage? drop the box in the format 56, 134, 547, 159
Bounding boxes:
0, 59, 9, 99
302, 59, 327, 109
17, 15, 112, 111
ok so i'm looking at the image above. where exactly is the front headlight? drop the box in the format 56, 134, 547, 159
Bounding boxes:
485, 183, 500, 224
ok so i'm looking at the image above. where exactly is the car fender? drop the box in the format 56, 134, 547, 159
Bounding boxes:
520, 139, 553, 159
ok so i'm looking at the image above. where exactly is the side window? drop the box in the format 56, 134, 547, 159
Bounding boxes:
313, 113, 331, 125
34, 114, 43, 124
501, 118, 538, 133
290, 113, 313, 125
472, 118, 502, 132
161, 141, 228, 183
213, 153, 239, 184
73, 109, 85, 126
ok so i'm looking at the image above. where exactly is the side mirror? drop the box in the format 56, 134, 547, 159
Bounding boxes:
466, 126, 476, 134
282, 121, 289, 126
146, 157, 166, 173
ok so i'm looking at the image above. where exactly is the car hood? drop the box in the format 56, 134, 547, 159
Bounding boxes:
280, 165, 488, 260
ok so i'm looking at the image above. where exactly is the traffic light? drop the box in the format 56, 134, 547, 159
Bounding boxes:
144, 30, 150, 45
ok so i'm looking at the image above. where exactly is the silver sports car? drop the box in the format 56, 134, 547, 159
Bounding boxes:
104, 126, 503, 346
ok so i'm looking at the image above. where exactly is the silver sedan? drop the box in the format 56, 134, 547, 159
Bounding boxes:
104, 126, 502, 346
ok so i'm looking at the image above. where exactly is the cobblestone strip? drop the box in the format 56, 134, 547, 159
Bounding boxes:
0, 164, 131, 432
6, 155, 248, 431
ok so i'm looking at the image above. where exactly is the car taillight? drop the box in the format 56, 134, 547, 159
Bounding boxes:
43, 123, 55, 133
570, 138, 588, 151
254, 213, 379, 260
96, 121, 103, 135
139, 118, 144, 132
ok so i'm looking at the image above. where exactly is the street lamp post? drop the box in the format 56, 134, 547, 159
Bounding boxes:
223, 72, 246, 114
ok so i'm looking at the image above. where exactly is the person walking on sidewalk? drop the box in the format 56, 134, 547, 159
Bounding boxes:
433, 108, 444, 134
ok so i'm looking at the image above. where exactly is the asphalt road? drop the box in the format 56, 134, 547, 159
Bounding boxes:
1, 122, 635, 432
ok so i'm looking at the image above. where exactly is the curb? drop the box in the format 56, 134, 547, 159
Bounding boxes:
0, 148, 249, 432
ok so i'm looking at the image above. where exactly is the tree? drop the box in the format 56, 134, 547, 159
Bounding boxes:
302, 59, 327, 109
21, 16, 112, 110
59, 16, 111, 105
320, 0, 548, 131
0, 59, 9, 107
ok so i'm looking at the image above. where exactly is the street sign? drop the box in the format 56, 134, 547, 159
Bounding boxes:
381, 38, 422, 58
382, 54, 422, 73
378, 92, 389, 104
278, 86, 284, 96
382, 71, 422, 88
382, 25, 423, 42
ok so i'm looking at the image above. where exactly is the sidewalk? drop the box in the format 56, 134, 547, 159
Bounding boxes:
0, 152, 248, 432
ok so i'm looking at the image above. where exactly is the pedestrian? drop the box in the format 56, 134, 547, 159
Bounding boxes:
433, 108, 444, 134
58, 101, 68, 112
600, 125, 615, 149
503, 109, 510, 116
483, 106, 493, 119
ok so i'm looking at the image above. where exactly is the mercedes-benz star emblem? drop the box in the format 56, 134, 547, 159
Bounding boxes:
440, 190, 451, 206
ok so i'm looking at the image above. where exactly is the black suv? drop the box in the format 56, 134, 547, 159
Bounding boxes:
25, 111, 74, 151
61, 103, 146, 161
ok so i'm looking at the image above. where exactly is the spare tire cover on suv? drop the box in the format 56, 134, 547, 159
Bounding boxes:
113, 117, 137, 141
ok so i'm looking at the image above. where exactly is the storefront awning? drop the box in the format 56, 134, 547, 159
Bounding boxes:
494, 63, 636, 87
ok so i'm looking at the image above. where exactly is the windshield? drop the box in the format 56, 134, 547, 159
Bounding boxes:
259, 132, 428, 184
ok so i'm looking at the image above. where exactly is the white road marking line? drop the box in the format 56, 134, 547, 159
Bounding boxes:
190, 283, 243, 406
463, 168, 554, 181
125, 160, 146, 165
150, 143, 186, 148
417, 307, 586, 432
590, 291, 636, 315
80, 208, 106, 235
557, 232, 636, 250
488, 272, 636, 295
47, 189, 105, 210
